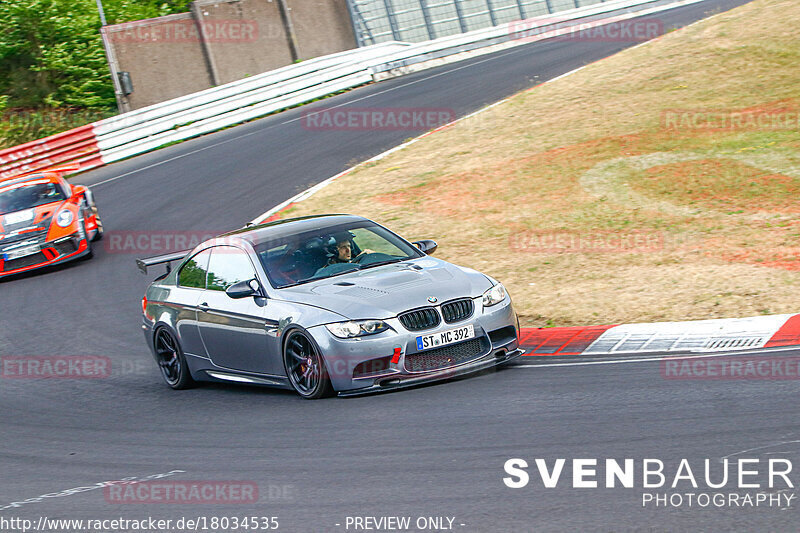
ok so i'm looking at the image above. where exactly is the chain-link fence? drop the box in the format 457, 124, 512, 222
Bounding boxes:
346, 0, 608, 45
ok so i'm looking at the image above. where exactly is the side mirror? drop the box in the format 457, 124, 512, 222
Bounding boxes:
70, 185, 96, 209
82, 186, 97, 209
413, 239, 438, 255
226, 279, 263, 299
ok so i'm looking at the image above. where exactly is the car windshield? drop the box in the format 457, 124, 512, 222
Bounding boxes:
254, 220, 423, 288
0, 179, 68, 215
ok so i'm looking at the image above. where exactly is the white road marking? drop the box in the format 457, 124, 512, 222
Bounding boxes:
720, 441, 800, 461
0, 470, 185, 511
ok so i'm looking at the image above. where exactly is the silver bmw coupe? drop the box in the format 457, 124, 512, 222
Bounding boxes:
138, 215, 522, 398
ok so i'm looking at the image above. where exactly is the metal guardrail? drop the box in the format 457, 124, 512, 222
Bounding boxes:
95, 42, 413, 163
0, 0, 685, 181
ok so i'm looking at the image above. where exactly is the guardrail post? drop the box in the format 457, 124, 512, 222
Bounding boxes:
486, 0, 498, 26
544, 0, 554, 13
453, 0, 468, 33
382, 0, 402, 41
419, 0, 437, 40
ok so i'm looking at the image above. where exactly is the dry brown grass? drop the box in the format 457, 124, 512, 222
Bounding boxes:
277, 0, 800, 326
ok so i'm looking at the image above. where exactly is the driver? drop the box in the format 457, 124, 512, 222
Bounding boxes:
329, 234, 374, 264
37, 183, 60, 202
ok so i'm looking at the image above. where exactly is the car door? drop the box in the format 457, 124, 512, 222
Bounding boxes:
172, 248, 212, 358
196, 245, 280, 376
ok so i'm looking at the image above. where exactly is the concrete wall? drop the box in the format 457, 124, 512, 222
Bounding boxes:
104, 13, 213, 110
288, 0, 357, 60
106, 0, 358, 110
194, 0, 294, 85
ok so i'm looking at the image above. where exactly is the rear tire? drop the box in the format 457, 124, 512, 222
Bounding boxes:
154, 328, 195, 390
283, 330, 333, 399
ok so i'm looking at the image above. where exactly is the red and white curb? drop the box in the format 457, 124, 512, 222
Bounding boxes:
519, 313, 800, 357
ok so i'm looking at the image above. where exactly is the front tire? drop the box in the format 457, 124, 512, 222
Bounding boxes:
91, 207, 104, 241
283, 330, 333, 399
79, 219, 93, 260
154, 328, 195, 389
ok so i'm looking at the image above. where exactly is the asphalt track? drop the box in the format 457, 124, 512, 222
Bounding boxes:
4, 0, 798, 530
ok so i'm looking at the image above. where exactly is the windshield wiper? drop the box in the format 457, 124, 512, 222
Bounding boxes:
358, 258, 409, 270
281, 264, 362, 287
279, 258, 413, 288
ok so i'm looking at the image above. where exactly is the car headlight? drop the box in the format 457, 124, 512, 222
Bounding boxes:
55, 209, 74, 228
482, 283, 506, 307
325, 320, 391, 338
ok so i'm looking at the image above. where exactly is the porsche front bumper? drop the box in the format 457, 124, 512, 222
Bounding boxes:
0, 234, 90, 278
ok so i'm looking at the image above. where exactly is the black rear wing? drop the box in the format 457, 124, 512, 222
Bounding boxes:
136, 250, 189, 274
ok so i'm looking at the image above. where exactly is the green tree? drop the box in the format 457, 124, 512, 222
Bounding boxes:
0, 0, 188, 110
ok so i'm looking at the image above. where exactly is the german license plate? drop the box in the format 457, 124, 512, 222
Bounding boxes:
416, 324, 475, 351
4, 244, 40, 261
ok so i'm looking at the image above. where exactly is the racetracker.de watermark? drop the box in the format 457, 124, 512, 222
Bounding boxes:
509, 17, 663, 42
0, 356, 157, 379
509, 230, 664, 253
661, 104, 800, 131
1, 356, 111, 379
661, 355, 800, 380
108, 20, 259, 43
301, 107, 456, 131
104, 231, 224, 255
104, 481, 259, 504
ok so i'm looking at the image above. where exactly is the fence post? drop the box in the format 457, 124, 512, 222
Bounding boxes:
544, 0, 554, 14
189, 1, 220, 86
514, 0, 526, 19
383, 0, 402, 41
277, 0, 301, 61
344, 0, 367, 47
453, 0, 468, 33
419, 0, 437, 40
486, 0, 498, 26
99, 27, 131, 112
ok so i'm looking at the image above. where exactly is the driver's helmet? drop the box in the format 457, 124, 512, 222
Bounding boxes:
39, 183, 59, 200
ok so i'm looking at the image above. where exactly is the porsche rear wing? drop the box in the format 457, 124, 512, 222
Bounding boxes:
136, 250, 189, 274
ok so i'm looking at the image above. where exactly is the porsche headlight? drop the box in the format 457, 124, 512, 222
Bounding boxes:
55, 209, 74, 228
482, 283, 506, 307
325, 320, 391, 338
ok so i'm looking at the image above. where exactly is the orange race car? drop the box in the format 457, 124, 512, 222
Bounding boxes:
0, 166, 103, 279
